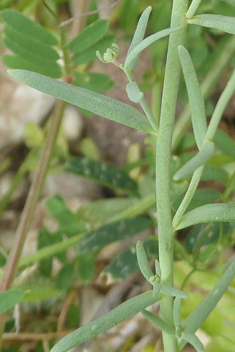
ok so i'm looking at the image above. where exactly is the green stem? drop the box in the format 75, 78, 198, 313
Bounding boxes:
156, 1, 187, 351
172, 35, 235, 151
123, 68, 158, 131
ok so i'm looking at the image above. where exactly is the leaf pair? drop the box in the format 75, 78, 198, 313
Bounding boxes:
136, 241, 189, 299
174, 44, 235, 181
2, 9, 61, 78
142, 260, 235, 352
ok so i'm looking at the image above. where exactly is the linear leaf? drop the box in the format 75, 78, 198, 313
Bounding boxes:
50, 291, 160, 352
178, 45, 207, 150
188, 14, 235, 35
0, 289, 25, 313
8, 70, 154, 134
176, 203, 235, 230
182, 333, 205, 352
69, 19, 109, 53
72, 34, 117, 65
127, 6, 152, 72
66, 157, 138, 195
3, 25, 60, 61
173, 142, 215, 181
76, 217, 152, 254
1, 9, 57, 45
125, 27, 180, 70
142, 310, 175, 335
183, 260, 235, 333
4, 55, 61, 79
172, 189, 221, 213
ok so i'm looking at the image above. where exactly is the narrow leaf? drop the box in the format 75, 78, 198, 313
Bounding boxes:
176, 204, 235, 230
0, 289, 25, 313
160, 286, 189, 300
178, 45, 207, 150
136, 241, 154, 281
72, 34, 117, 65
173, 142, 215, 181
4, 26, 60, 61
172, 189, 221, 213
8, 70, 154, 134
1, 9, 57, 45
188, 14, 235, 35
69, 19, 109, 53
183, 333, 205, 352
125, 27, 180, 70
50, 291, 160, 352
76, 217, 152, 254
142, 310, 175, 335
127, 6, 152, 72
173, 297, 182, 328
183, 260, 235, 333
66, 157, 138, 195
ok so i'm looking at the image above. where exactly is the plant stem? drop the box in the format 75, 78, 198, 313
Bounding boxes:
155, 1, 187, 351
0, 100, 65, 344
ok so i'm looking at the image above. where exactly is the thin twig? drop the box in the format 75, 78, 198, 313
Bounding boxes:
2, 330, 74, 342
0, 100, 65, 344
41, 0, 60, 23
60, 0, 123, 27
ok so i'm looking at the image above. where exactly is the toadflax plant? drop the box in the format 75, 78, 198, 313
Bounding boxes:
2, 0, 235, 351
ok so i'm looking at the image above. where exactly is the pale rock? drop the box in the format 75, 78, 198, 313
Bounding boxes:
0, 59, 55, 149
62, 104, 83, 141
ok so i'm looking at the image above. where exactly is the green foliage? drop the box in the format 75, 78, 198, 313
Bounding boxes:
74, 72, 114, 93
1, 9, 61, 78
66, 157, 138, 195
50, 291, 161, 352
76, 217, 152, 254
0, 289, 25, 313
8, 70, 154, 134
